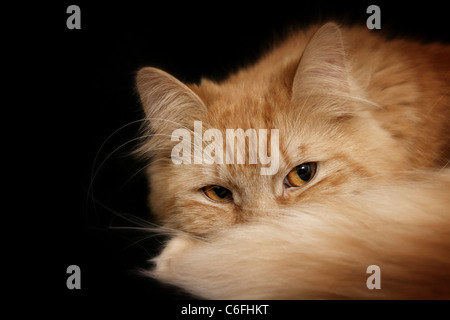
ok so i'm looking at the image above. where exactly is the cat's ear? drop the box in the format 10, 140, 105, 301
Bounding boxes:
292, 22, 350, 102
136, 67, 206, 133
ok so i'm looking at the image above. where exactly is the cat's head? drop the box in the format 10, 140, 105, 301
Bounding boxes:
136, 23, 408, 236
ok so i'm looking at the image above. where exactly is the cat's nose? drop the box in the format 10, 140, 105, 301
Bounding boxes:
231, 185, 278, 217
239, 197, 278, 216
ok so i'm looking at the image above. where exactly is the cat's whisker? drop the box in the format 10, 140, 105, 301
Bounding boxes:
93, 126, 210, 194
424, 87, 450, 117
139, 117, 215, 164
91, 119, 148, 176
138, 142, 215, 166
121, 156, 175, 187
111, 225, 207, 242
89, 133, 172, 198
90, 197, 206, 253
90, 196, 150, 227
142, 117, 212, 150
439, 160, 450, 171
88, 119, 149, 205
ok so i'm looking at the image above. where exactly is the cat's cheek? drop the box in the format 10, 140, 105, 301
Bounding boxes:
152, 236, 198, 278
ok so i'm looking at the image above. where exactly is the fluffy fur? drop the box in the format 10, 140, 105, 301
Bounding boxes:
149, 171, 450, 299
136, 23, 450, 299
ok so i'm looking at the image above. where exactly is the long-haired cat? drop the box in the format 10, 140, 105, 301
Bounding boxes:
135, 22, 450, 299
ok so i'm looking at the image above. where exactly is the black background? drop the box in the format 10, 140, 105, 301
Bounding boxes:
20, 0, 449, 315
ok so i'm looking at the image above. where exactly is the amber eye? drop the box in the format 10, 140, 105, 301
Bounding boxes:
202, 185, 233, 203
285, 162, 317, 188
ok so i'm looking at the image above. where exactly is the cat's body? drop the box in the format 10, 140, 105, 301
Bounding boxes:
136, 23, 450, 299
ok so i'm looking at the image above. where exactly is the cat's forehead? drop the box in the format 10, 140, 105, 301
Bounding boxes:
197, 83, 292, 131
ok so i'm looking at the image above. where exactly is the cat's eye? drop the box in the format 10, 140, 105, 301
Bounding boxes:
202, 185, 233, 203
285, 162, 317, 188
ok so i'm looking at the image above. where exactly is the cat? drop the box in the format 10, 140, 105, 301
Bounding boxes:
135, 22, 450, 299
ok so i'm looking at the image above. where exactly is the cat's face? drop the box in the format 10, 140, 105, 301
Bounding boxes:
136, 23, 409, 236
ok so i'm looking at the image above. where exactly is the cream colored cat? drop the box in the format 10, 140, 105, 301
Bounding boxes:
135, 23, 450, 299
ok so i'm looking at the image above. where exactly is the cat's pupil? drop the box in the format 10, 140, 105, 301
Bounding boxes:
297, 164, 312, 181
213, 186, 229, 198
